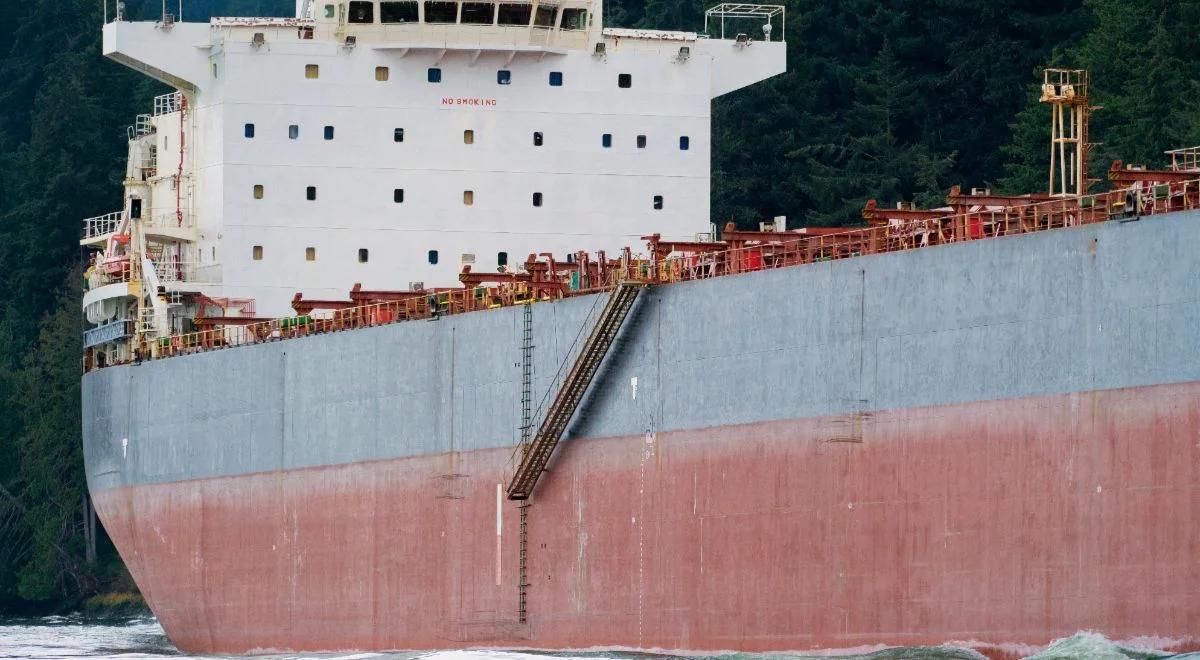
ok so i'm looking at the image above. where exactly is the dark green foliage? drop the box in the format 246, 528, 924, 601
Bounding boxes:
0, 0, 288, 612
0, 0, 1195, 611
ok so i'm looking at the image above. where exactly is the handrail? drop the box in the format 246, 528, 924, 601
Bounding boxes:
82, 212, 125, 241
84, 177, 1200, 371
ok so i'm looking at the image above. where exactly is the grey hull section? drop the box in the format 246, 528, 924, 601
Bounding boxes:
83, 211, 1200, 493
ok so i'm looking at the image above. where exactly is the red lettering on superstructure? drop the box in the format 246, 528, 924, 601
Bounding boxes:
441, 98, 498, 107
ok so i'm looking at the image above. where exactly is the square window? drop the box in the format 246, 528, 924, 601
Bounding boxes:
425, 1, 457, 23
324, 4, 335, 18
381, 1, 419, 22
498, 3, 532, 25
376, 66, 390, 81
130, 199, 142, 219
289, 125, 299, 139
637, 135, 647, 149
428, 67, 442, 83
358, 248, 369, 263
463, 190, 474, 205
324, 126, 335, 140
252, 245, 264, 260
653, 195, 664, 210
244, 123, 255, 138
532, 192, 543, 207
394, 127, 405, 142
602, 133, 612, 148
253, 184, 264, 199
305, 64, 319, 79
549, 71, 563, 86
618, 73, 632, 88
497, 70, 512, 85
348, 0, 374, 23
394, 188, 405, 203
461, 2, 493, 24
306, 247, 316, 261
680, 136, 690, 151
464, 129, 475, 144
533, 131, 543, 146
306, 186, 317, 201
428, 249, 439, 265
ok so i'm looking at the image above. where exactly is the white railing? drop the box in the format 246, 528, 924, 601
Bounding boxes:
1167, 147, 1200, 172
153, 259, 203, 283
82, 212, 124, 241
154, 91, 183, 117
705, 4, 785, 41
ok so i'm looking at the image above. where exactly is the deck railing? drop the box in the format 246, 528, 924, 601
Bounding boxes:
86, 178, 1200, 369
82, 212, 124, 242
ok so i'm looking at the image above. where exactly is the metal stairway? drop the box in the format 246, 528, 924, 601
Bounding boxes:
506, 281, 644, 501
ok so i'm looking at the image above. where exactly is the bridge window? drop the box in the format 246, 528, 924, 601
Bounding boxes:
497, 70, 512, 85
244, 123, 255, 138
428, 250, 439, 265
653, 195, 664, 210
306, 186, 317, 201
533, 132, 543, 146
561, 8, 587, 30
376, 66, 390, 81
253, 185, 264, 199
428, 67, 442, 83
637, 135, 647, 149
324, 125, 335, 140
252, 245, 263, 261
306, 247, 316, 261
381, 1, 418, 22
549, 71, 563, 86
619, 73, 632, 88
394, 127, 405, 142
305, 64, 319, 79
289, 124, 299, 139
462, 2, 494, 24
498, 3, 531, 25
602, 133, 612, 148
424, 1, 457, 23
348, 1, 374, 23
394, 188, 405, 203
358, 248, 370, 263
534, 5, 556, 27
532, 192, 543, 207
680, 136, 690, 150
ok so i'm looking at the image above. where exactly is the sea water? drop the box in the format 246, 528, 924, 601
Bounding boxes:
0, 616, 1196, 660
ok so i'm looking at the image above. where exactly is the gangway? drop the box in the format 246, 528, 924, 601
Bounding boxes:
506, 281, 644, 501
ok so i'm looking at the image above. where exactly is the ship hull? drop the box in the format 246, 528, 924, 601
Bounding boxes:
84, 211, 1200, 654
93, 383, 1200, 654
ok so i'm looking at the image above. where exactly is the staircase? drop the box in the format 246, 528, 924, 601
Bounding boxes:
506, 281, 644, 501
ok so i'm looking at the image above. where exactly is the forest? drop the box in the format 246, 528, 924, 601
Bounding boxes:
0, 0, 1197, 611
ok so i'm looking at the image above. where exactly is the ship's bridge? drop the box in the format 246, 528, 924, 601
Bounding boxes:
299, 0, 601, 52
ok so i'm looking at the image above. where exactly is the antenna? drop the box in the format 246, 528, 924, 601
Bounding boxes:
1040, 69, 1096, 197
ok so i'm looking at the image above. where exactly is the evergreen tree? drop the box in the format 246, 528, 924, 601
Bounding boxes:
801, 42, 955, 226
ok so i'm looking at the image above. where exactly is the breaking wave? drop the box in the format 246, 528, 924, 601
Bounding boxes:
0, 617, 1196, 660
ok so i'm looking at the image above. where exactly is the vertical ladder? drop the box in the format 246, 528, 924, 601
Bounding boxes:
518, 503, 530, 623
517, 302, 533, 624
506, 282, 644, 501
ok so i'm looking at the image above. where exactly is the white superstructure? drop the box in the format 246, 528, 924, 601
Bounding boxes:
82, 1, 784, 364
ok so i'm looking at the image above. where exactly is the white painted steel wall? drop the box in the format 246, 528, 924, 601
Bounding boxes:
103, 14, 785, 316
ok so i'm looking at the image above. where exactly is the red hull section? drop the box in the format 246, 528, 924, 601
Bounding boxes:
95, 383, 1200, 655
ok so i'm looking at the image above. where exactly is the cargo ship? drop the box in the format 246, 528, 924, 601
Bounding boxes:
81, 2, 1200, 656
